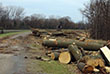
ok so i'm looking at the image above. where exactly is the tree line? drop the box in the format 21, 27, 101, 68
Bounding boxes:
0, 3, 86, 30
82, 0, 110, 40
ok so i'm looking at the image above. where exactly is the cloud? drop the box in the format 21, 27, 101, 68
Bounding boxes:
0, 0, 41, 3
0, 0, 89, 22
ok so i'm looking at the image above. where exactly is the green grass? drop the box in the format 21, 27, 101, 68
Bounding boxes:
38, 61, 73, 74
27, 60, 75, 74
0, 30, 30, 38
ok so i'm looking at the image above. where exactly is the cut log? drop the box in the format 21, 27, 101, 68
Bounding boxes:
79, 56, 91, 63
64, 31, 81, 36
59, 51, 71, 64
31, 28, 49, 36
76, 37, 107, 45
85, 39, 107, 45
75, 41, 104, 51
105, 66, 110, 73
77, 62, 94, 73
31, 28, 40, 36
100, 46, 110, 65
41, 57, 50, 61
77, 62, 100, 73
86, 58, 105, 68
83, 65, 94, 73
43, 40, 104, 50
45, 51, 52, 55
51, 52, 60, 60
79, 55, 103, 64
43, 40, 71, 48
68, 44, 82, 61
47, 53, 52, 57
52, 49, 68, 53
93, 68, 100, 72
51, 32, 67, 36
79, 47, 86, 56
49, 39, 56, 41
77, 62, 86, 72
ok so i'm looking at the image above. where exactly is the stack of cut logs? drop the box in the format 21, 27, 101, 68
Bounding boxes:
31, 28, 81, 38
43, 39, 110, 73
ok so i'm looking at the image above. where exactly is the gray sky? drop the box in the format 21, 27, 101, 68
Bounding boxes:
0, 0, 89, 22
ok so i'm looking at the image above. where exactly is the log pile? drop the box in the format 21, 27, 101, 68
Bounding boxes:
31, 28, 50, 37
31, 28, 85, 38
31, 29, 110, 73
42, 38, 110, 73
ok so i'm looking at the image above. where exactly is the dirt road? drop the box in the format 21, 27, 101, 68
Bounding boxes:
0, 32, 31, 74
0, 54, 26, 74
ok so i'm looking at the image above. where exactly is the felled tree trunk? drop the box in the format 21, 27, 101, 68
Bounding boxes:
51, 49, 68, 53
51, 52, 60, 60
77, 62, 86, 72
73, 41, 104, 51
45, 49, 69, 58
43, 40, 105, 50
68, 44, 82, 61
59, 51, 71, 64
51, 32, 67, 36
78, 57, 105, 73
43, 40, 72, 48
31, 28, 49, 36
85, 39, 107, 45
77, 62, 94, 73
77, 62, 101, 73
31, 29, 40, 36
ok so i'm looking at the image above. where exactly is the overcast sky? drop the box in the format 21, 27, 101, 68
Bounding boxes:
0, 0, 89, 22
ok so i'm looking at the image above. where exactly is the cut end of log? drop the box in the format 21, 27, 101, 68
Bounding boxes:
59, 51, 71, 64
50, 52, 60, 60
86, 58, 105, 68
93, 68, 100, 72
105, 66, 110, 73
83, 65, 94, 73
51, 52, 56, 60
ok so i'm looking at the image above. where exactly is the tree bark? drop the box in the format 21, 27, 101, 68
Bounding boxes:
51, 32, 67, 36
85, 39, 107, 45
68, 44, 82, 61
43, 40, 105, 50
51, 52, 60, 60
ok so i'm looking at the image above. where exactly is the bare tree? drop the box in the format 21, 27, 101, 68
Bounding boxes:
81, 0, 110, 40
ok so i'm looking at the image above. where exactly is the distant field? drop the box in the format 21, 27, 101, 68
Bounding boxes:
0, 30, 30, 38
